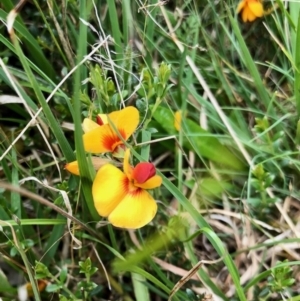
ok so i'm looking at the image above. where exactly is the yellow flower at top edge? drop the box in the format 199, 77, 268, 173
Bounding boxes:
83, 106, 139, 155
237, 0, 264, 22
92, 149, 162, 229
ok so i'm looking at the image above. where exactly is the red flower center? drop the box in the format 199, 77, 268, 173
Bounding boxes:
96, 115, 105, 126
132, 162, 156, 184
102, 129, 126, 152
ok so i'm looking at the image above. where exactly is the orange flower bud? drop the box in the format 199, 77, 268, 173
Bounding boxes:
132, 162, 156, 184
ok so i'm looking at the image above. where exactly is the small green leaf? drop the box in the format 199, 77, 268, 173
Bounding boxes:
10, 246, 18, 257
281, 278, 295, 287
59, 267, 68, 283
295, 120, 300, 145
46, 284, 62, 293
252, 164, 265, 180
35, 261, 51, 278
79, 257, 93, 274
77, 280, 97, 292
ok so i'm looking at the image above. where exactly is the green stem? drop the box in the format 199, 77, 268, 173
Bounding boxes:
143, 96, 162, 129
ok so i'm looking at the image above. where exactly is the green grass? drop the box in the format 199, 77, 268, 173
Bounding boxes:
0, 0, 300, 300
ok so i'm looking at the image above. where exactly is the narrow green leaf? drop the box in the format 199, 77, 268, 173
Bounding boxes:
128, 266, 171, 295
0, 270, 15, 293
294, 12, 300, 116
140, 130, 151, 160
73, 0, 99, 220
42, 223, 65, 265
144, 0, 159, 67
107, 1, 123, 62
289, 0, 300, 56
132, 273, 150, 301
10, 37, 74, 161
11, 147, 21, 217
228, 11, 275, 116
0, 8, 55, 80
0, 219, 66, 227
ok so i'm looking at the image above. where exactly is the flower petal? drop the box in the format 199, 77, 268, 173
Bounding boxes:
65, 161, 80, 175
83, 124, 124, 153
26, 280, 47, 297
97, 114, 108, 125
92, 164, 128, 217
243, 6, 256, 22
108, 106, 139, 140
248, 1, 263, 17
82, 118, 99, 133
108, 189, 157, 229
236, 0, 245, 13
134, 175, 162, 189
174, 111, 182, 131
132, 162, 156, 184
242, 6, 250, 22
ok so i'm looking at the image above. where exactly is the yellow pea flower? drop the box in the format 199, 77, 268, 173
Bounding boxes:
237, 0, 264, 22
83, 106, 139, 155
65, 106, 139, 175
174, 110, 182, 131
92, 149, 162, 229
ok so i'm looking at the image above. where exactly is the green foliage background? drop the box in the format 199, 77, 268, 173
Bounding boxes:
0, 0, 300, 300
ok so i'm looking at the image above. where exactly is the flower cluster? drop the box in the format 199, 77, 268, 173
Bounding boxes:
65, 106, 162, 229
